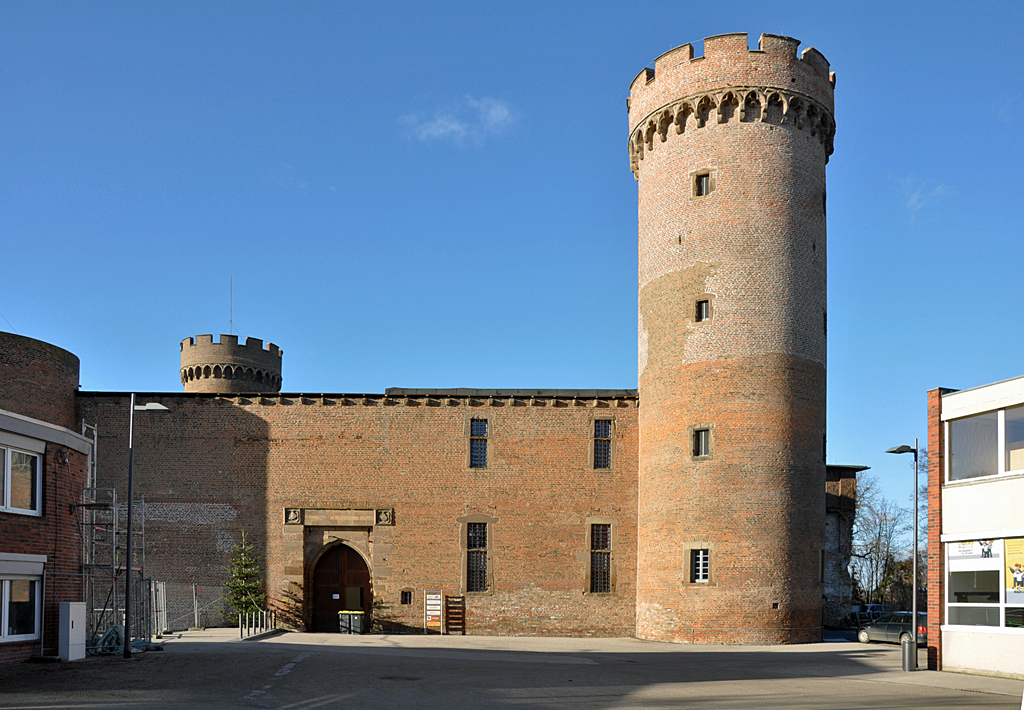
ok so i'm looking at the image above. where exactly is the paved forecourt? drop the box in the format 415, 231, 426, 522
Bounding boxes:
0, 631, 1021, 709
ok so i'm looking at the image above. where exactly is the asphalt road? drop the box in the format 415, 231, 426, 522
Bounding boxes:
1, 630, 1021, 710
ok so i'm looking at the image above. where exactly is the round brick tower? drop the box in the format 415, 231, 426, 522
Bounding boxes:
0, 331, 80, 430
180, 334, 283, 393
628, 33, 835, 643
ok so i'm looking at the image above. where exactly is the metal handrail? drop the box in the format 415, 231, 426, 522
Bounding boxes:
239, 609, 277, 639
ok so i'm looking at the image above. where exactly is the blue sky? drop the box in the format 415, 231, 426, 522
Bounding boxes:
2, 2, 1022, 507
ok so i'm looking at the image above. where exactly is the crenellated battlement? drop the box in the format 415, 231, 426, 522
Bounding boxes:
628, 33, 835, 169
179, 334, 283, 393
629, 33, 834, 102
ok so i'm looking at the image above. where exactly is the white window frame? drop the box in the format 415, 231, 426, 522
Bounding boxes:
1, 576, 42, 642
1, 446, 42, 516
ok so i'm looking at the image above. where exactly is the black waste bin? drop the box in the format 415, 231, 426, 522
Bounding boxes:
339, 610, 365, 634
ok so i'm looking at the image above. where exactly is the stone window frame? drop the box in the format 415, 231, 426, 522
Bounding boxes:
691, 167, 717, 199
400, 588, 413, 605
682, 541, 718, 587
693, 295, 714, 326
467, 417, 491, 469
590, 417, 616, 470
581, 516, 618, 596
689, 423, 714, 461
457, 513, 497, 596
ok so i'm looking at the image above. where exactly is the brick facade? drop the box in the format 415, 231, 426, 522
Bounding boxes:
630, 34, 835, 643
77, 391, 639, 636
926, 387, 951, 670
0, 333, 89, 665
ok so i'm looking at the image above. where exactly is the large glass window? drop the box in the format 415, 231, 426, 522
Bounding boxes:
946, 539, 1024, 630
1005, 406, 1024, 472
1, 578, 40, 641
949, 412, 998, 480
1007, 608, 1024, 628
949, 571, 1000, 603
947, 606, 1000, 626
1, 447, 40, 514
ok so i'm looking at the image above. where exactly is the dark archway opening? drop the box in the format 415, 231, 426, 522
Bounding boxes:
310, 544, 371, 632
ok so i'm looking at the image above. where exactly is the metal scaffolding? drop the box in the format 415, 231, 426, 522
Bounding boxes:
79, 486, 155, 653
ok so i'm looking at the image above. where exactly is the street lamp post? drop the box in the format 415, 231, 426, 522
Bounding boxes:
886, 438, 919, 672
124, 395, 169, 659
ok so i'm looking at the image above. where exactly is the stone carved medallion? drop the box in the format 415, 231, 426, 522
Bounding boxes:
375, 508, 394, 526
284, 508, 303, 525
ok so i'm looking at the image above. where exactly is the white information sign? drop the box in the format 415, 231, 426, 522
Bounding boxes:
424, 590, 443, 633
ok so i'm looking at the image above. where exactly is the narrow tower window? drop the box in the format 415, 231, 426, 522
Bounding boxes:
695, 173, 711, 197
590, 524, 612, 593
594, 420, 612, 469
470, 419, 488, 468
466, 522, 488, 592
691, 549, 710, 583
693, 428, 710, 458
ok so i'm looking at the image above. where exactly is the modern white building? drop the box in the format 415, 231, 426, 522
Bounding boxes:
928, 378, 1024, 677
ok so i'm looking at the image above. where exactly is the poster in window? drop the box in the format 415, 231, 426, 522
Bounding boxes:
1006, 538, 1024, 604
950, 540, 998, 560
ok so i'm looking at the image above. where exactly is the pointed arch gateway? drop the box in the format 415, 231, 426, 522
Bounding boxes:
309, 543, 371, 632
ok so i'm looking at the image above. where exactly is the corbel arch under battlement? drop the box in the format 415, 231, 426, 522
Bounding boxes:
179, 362, 282, 391
628, 86, 836, 179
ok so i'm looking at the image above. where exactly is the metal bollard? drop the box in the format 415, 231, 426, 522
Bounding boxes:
901, 636, 917, 671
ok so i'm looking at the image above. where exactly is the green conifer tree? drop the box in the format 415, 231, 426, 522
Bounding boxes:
221, 531, 267, 625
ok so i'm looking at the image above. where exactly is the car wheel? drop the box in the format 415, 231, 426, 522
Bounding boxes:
899, 633, 912, 645
857, 628, 870, 643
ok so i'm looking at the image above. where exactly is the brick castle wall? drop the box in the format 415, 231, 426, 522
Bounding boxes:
78, 392, 639, 636
630, 33, 835, 643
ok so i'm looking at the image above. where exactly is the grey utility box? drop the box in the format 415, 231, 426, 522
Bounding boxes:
59, 602, 86, 661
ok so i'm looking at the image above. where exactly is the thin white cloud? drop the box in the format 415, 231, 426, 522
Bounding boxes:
406, 113, 469, 141
467, 96, 514, 134
401, 96, 516, 145
890, 175, 953, 217
996, 92, 1020, 125
262, 162, 307, 192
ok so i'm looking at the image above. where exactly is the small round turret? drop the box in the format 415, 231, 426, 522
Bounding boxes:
180, 334, 283, 393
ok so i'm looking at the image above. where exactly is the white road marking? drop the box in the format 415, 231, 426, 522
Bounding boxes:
244, 652, 312, 700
